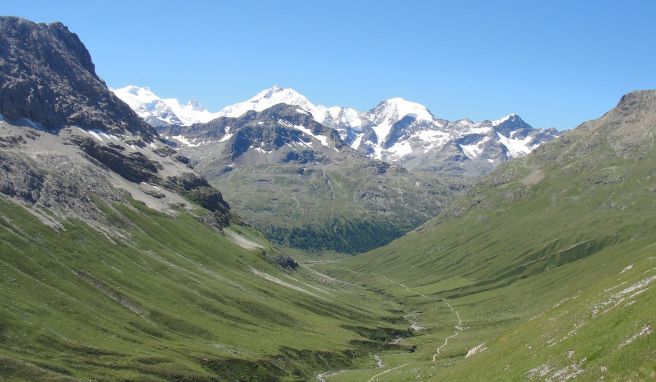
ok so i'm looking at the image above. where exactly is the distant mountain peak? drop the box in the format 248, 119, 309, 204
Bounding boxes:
375, 97, 435, 122
492, 113, 520, 126
217, 85, 319, 120
112, 85, 219, 126
119, 84, 558, 170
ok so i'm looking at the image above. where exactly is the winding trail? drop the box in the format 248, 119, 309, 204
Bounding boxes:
432, 299, 464, 362
366, 363, 411, 382
316, 354, 385, 382
311, 266, 466, 381
367, 271, 465, 362
317, 370, 345, 382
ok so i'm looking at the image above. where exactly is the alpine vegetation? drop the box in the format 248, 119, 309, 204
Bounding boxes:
1, 7, 655, 382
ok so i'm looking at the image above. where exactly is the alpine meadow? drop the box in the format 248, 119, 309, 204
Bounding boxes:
0, 2, 655, 381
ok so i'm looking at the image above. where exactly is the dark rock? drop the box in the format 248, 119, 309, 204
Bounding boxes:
106, 142, 125, 151
173, 154, 190, 164
165, 173, 230, 214
276, 255, 299, 270
152, 146, 177, 157
0, 17, 155, 138
71, 136, 159, 183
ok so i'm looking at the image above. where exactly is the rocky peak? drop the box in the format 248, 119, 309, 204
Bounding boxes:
0, 17, 155, 138
614, 90, 656, 119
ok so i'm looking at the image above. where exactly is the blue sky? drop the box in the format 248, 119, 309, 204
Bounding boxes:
4, 0, 656, 130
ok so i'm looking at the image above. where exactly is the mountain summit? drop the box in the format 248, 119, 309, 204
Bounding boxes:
0, 17, 155, 138
140, 85, 558, 175
112, 85, 220, 126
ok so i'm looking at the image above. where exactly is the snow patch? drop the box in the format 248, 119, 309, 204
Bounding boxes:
492, 113, 517, 126
387, 140, 413, 159
497, 132, 536, 158
279, 120, 329, 147
460, 137, 490, 159
172, 135, 202, 147
88, 131, 104, 141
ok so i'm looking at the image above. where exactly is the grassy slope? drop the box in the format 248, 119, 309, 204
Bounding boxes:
0, 197, 410, 381
313, 95, 656, 380
212, 160, 456, 253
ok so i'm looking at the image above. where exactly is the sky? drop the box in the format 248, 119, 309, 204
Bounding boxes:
4, 0, 656, 130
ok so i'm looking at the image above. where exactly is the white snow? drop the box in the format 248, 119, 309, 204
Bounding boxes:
414, 129, 450, 149
351, 133, 364, 149
115, 84, 552, 166
382, 97, 434, 122
219, 133, 233, 142
387, 140, 413, 159
463, 125, 492, 135
171, 135, 202, 147
369, 97, 434, 144
460, 137, 490, 159
112, 85, 219, 126
88, 131, 104, 141
279, 120, 329, 147
253, 147, 271, 154
496, 132, 536, 158
217, 85, 324, 120
492, 113, 517, 126
339, 107, 363, 127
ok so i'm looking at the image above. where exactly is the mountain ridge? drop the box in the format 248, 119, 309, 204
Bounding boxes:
116, 85, 559, 176
0, 17, 156, 139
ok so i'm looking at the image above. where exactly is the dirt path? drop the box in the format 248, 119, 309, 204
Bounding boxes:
317, 370, 345, 382
317, 354, 390, 382
366, 363, 410, 382
315, 268, 466, 381
367, 271, 464, 362
432, 299, 464, 361
225, 229, 262, 250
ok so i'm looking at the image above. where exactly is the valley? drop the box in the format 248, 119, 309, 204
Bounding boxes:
0, 14, 654, 382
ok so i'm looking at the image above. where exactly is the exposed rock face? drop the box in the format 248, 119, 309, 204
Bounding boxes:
160, 103, 459, 253
71, 136, 160, 183
0, 17, 155, 138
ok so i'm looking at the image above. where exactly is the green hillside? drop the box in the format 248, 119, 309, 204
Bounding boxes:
209, 160, 458, 253
0, 197, 411, 381
312, 91, 656, 381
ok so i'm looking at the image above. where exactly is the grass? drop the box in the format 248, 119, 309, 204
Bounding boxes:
207, 158, 459, 253
0, 197, 412, 381
2, 93, 656, 381
310, 118, 656, 380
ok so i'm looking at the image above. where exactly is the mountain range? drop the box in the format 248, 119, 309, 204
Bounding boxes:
112, 85, 558, 251
114, 84, 558, 175
1, 15, 654, 382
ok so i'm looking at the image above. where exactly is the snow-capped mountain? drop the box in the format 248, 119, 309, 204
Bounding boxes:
206, 86, 557, 166
112, 85, 220, 126
120, 85, 558, 176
